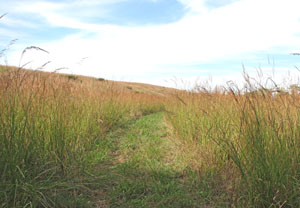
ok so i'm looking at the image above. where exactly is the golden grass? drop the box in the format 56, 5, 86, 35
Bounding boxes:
3, 64, 300, 207
0, 66, 168, 207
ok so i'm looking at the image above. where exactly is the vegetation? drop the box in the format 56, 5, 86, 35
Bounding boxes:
66, 74, 78, 81
167, 76, 300, 207
1, 45, 300, 207
0, 67, 166, 207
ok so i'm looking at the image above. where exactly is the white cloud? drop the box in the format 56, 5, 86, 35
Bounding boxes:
0, 28, 20, 40
3, 0, 300, 88
177, 0, 207, 13
0, 16, 38, 28
14, 0, 121, 29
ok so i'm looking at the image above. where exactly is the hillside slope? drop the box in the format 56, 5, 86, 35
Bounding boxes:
0, 65, 178, 97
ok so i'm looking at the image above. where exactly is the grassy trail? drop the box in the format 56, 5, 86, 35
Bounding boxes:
1, 68, 300, 207
95, 112, 213, 208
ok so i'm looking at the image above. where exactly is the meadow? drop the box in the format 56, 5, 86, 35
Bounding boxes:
1, 62, 300, 207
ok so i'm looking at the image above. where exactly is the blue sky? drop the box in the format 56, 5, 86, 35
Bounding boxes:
1, 0, 300, 88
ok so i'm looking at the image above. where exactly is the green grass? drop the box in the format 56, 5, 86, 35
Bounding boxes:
2, 64, 300, 207
95, 112, 220, 208
0, 69, 145, 207
166, 83, 300, 207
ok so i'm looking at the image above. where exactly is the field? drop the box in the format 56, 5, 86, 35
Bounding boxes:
1, 65, 300, 207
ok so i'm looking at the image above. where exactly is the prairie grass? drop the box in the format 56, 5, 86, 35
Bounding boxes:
166, 74, 300, 207
0, 67, 165, 207
2, 39, 300, 206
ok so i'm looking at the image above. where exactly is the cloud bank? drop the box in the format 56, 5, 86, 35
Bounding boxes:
1, 0, 300, 87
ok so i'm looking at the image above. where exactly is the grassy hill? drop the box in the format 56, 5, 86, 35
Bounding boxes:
0, 65, 177, 95
1, 65, 300, 207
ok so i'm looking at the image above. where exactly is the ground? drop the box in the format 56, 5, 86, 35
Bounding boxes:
92, 112, 215, 208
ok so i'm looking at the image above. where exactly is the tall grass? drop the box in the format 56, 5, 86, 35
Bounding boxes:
224, 78, 300, 207
166, 73, 300, 207
0, 65, 165, 206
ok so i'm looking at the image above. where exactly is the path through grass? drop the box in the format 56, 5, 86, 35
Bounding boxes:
95, 112, 217, 208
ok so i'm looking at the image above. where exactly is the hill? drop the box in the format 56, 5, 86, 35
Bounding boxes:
2, 64, 300, 207
0, 64, 178, 97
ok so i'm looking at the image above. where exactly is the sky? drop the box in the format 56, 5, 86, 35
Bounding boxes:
1, 0, 300, 89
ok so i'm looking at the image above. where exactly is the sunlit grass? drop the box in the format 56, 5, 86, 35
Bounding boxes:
2, 47, 300, 207
166, 74, 300, 207
0, 67, 166, 207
